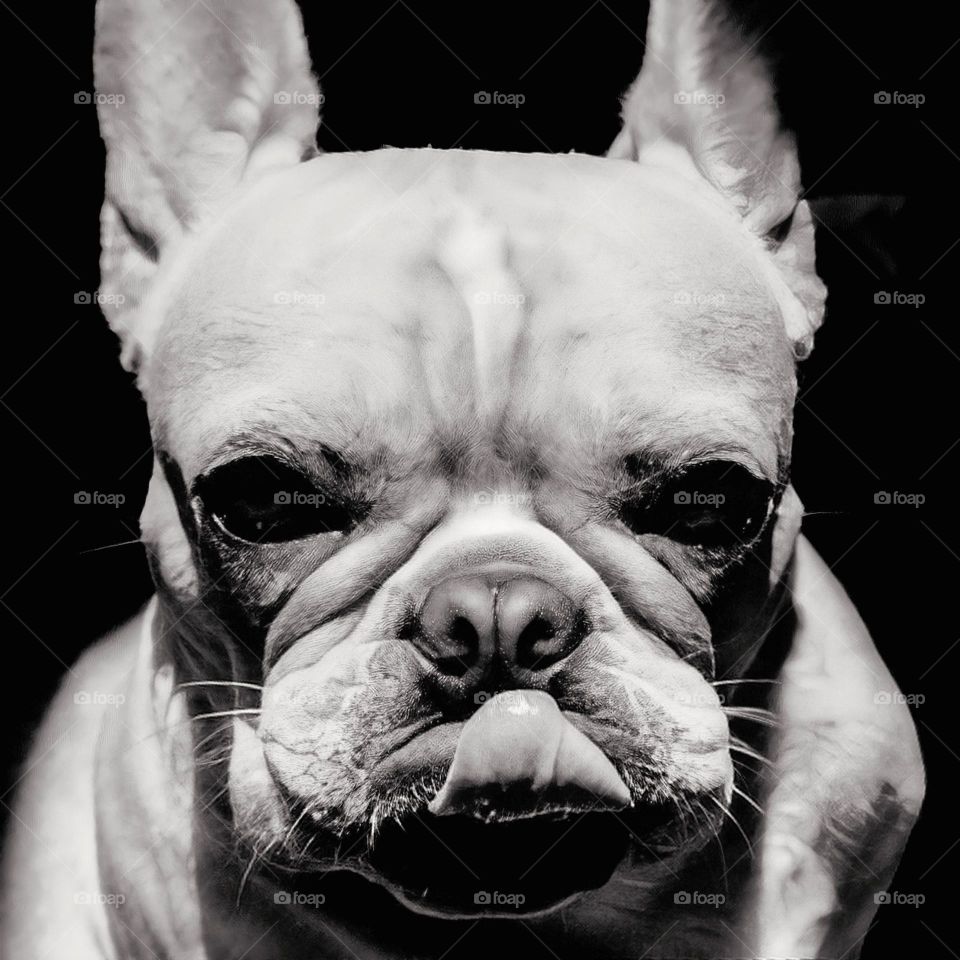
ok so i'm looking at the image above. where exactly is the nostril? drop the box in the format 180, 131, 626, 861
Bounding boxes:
496, 578, 589, 672
417, 613, 483, 676
516, 611, 590, 671
407, 574, 589, 683
432, 615, 481, 675
515, 614, 558, 669
448, 615, 479, 648
414, 577, 498, 678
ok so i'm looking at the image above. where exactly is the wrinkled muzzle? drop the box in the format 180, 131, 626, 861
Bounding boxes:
230, 504, 733, 916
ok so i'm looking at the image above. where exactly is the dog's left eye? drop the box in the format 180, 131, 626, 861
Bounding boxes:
194, 456, 358, 544
619, 460, 774, 550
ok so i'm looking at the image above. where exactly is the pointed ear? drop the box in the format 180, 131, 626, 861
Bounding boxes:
609, 0, 826, 358
94, 0, 320, 371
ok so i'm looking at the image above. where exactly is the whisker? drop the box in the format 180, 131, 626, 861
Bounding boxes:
673, 793, 695, 846
731, 757, 769, 787
706, 792, 754, 859
120, 707, 260, 759
194, 753, 233, 769
722, 706, 780, 727
78, 538, 143, 555
237, 838, 279, 907
197, 781, 231, 816
191, 724, 236, 762
282, 798, 322, 855
177, 680, 264, 692
119, 711, 231, 756
695, 797, 729, 890
728, 740, 773, 768
711, 679, 781, 687
732, 783, 765, 818
192, 709, 261, 722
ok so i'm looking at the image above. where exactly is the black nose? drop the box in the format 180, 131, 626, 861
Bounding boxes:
414, 575, 587, 682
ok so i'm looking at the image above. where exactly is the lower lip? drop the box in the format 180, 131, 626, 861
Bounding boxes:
362, 720, 688, 917
366, 808, 634, 917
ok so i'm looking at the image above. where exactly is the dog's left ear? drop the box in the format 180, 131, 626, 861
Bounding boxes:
94, 0, 319, 371
609, 0, 825, 357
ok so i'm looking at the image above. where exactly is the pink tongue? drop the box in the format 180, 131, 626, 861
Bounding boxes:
428, 690, 631, 820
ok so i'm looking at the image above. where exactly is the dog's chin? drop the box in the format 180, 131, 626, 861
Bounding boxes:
262, 768, 727, 919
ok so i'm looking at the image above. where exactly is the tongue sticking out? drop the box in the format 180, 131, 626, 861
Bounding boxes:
428, 690, 631, 821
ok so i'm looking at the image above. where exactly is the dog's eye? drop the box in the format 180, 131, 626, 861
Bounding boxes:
194, 456, 356, 544
620, 460, 774, 549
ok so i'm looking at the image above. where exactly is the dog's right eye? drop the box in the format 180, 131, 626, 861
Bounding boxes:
193, 456, 357, 544
618, 459, 775, 551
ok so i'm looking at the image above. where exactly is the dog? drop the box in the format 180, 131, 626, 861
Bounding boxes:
0, 0, 924, 957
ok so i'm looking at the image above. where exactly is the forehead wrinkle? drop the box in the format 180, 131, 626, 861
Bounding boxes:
143, 149, 801, 494
433, 202, 532, 431
155, 379, 384, 482
528, 390, 788, 483
638, 404, 787, 479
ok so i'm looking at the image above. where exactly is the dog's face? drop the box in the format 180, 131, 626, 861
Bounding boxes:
96, 0, 824, 921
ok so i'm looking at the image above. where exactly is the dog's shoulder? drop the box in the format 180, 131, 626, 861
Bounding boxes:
0, 606, 148, 959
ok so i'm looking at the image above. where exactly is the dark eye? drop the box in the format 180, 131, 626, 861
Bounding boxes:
194, 455, 358, 544
620, 460, 774, 550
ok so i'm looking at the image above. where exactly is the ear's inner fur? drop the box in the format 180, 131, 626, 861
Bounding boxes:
116, 207, 160, 263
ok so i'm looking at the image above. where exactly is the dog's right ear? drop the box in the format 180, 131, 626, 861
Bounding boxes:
94, 0, 320, 371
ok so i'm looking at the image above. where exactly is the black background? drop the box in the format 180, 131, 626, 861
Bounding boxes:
0, 1, 956, 956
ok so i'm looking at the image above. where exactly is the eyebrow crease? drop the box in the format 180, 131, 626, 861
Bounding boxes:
198, 426, 371, 488
202, 430, 312, 473
624, 442, 772, 484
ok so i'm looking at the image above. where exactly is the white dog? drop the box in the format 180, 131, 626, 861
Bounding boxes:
1, 0, 923, 956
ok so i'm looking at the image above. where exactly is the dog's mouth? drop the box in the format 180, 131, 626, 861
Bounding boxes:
259, 690, 726, 917
278, 783, 711, 918
278, 786, 690, 918
361, 803, 675, 916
